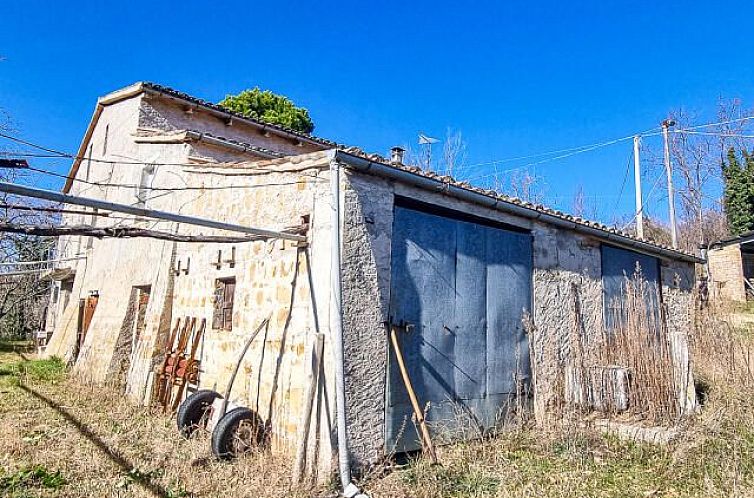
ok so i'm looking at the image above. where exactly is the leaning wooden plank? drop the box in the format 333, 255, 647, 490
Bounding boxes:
389, 325, 438, 464
292, 333, 325, 483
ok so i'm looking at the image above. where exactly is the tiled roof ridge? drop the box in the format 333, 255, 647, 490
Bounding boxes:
184, 129, 284, 158
142, 82, 340, 148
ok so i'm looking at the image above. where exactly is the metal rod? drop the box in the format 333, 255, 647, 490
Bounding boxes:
219, 317, 270, 418
633, 136, 644, 239
329, 158, 354, 491
0, 255, 86, 267
0, 268, 56, 277
0, 181, 306, 242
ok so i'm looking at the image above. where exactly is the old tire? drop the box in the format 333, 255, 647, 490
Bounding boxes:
211, 407, 265, 459
177, 389, 221, 438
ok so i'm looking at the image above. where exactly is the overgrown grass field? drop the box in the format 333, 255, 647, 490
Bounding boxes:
1, 304, 753, 497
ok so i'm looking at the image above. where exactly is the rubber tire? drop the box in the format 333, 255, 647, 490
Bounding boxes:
211, 407, 264, 459
176, 389, 221, 438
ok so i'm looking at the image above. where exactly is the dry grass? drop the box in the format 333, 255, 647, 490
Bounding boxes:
362, 291, 754, 497
0, 342, 329, 498
2, 296, 754, 497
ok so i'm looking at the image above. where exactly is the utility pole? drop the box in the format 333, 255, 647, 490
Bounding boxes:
633, 136, 644, 239
662, 119, 678, 249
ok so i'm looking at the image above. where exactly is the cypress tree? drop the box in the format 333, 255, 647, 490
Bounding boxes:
722, 147, 754, 235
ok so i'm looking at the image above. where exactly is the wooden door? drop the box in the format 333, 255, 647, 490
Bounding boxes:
79, 295, 98, 349
386, 204, 532, 453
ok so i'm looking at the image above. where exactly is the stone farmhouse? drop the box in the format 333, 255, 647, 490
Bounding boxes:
43, 82, 701, 481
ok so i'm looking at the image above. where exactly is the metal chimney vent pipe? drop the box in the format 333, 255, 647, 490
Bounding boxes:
390, 146, 406, 164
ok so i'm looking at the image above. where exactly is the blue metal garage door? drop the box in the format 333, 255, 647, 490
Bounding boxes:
386, 203, 532, 453
601, 245, 661, 328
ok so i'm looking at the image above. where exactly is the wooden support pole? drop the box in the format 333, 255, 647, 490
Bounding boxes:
293, 333, 325, 483
389, 325, 438, 464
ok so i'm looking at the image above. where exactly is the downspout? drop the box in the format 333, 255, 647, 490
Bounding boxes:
329, 155, 367, 498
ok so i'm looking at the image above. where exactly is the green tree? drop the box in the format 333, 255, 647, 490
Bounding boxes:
721, 147, 754, 235
218, 88, 315, 134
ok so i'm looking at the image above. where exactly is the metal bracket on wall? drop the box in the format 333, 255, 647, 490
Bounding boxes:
222, 247, 236, 268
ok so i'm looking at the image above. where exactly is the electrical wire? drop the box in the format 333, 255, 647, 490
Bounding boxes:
672, 130, 754, 139
621, 169, 666, 231
0, 132, 280, 169
16, 163, 325, 193
463, 128, 662, 184
676, 115, 754, 132
462, 126, 662, 172
610, 149, 634, 219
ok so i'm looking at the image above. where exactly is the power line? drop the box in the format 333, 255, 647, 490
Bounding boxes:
677, 115, 754, 132
464, 129, 662, 184
0, 222, 304, 244
610, 150, 634, 219
621, 169, 666, 231
0, 202, 113, 217
461, 127, 662, 173
0, 131, 263, 168
19, 163, 325, 193
0, 254, 87, 267
673, 130, 754, 139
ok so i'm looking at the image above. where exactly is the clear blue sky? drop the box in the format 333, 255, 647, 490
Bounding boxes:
2, 1, 754, 224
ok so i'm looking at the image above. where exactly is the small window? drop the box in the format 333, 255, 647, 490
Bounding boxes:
103, 124, 109, 155
136, 164, 156, 208
85, 143, 93, 182
212, 278, 235, 331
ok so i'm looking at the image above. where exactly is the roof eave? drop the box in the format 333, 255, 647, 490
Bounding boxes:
331, 149, 703, 264
141, 84, 328, 149
63, 81, 325, 193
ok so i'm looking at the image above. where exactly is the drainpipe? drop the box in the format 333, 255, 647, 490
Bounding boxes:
329, 156, 367, 498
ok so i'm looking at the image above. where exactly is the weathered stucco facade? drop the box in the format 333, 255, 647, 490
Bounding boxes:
44, 83, 701, 482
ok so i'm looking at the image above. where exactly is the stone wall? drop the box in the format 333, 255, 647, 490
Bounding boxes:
340, 172, 395, 469
708, 244, 746, 302
340, 168, 698, 469
661, 260, 697, 414
138, 96, 323, 157
529, 224, 604, 419
43, 90, 339, 477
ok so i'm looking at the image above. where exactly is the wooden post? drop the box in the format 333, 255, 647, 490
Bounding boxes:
389, 325, 438, 464
292, 333, 325, 483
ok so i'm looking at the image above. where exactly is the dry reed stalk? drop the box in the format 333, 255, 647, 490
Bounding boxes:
528, 268, 683, 425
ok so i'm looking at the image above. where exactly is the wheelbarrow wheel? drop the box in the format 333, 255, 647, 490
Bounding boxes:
177, 389, 221, 438
211, 407, 265, 459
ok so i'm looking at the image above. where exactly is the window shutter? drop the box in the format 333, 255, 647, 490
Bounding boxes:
212, 281, 225, 330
